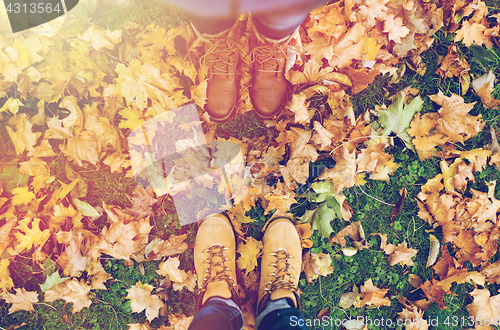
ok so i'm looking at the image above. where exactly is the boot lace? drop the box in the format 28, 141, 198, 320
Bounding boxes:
250, 45, 287, 73
200, 244, 236, 292
264, 248, 300, 295
200, 39, 239, 76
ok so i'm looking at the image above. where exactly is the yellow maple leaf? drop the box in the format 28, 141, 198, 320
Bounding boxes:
80, 24, 122, 51
11, 186, 36, 206
119, 107, 145, 131
14, 218, 50, 252
227, 203, 255, 224
237, 237, 262, 275
6, 114, 41, 155
0, 259, 14, 294
126, 281, 164, 322
264, 193, 297, 215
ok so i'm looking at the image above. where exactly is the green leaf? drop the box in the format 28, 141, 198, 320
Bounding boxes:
299, 208, 316, 223
315, 192, 332, 203
42, 258, 57, 278
327, 196, 342, 219
0, 166, 29, 193
40, 271, 70, 292
311, 201, 336, 238
310, 180, 333, 194
72, 197, 100, 217
378, 91, 423, 152
470, 45, 495, 68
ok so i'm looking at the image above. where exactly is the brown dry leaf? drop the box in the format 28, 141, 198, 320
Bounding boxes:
1, 288, 39, 314
44, 279, 92, 313
384, 15, 411, 43
436, 44, 470, 78
429, 91, 484, 143
390, 187, 407, 222
55, 230, 90, 277
64, 130, 99, 167
87, 260, 112, 290
466, 289, 500, 329
147, 233, 188, 260
480, 259, 500, 284
455, 21, 491, 47
426, 235, 440, 268
156, 257, 188, 283
397, 307, 429, 330
477, 82, 500, 110
128, 323, 153, 330
126, 186, 157, 220
295, 223, 313, 249
237, 237, 262, 275
103, 152, 131, 174
288, 93, 311, 124
438, 271, 485, 293
172, 270, 196, 293
318, 146, 356, 194
126, 281, 164, 322
302, 251, 334, 283
356, 278, 390, 308
317, 306, 330, 320
167, 314, 193, 330
409, 274, 423, 289
289, 127, 319, 162
386, 242, 418, 267
330, 223, 361, 248
420, 279, 445, 310
311, 121, 334, 151
338, 286, 358, 309
241, 299, 257, 330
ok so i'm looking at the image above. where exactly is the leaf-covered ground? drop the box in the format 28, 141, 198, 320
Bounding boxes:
2, 0, 500, 329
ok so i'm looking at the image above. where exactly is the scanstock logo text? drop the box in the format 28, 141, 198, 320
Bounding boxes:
3, 0, 79, 33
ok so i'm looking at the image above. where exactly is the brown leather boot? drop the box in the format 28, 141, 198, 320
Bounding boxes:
256, 217, 302, 315
194, 213, 240, 311
198, 25, 240, 122
250, 29, 292, 120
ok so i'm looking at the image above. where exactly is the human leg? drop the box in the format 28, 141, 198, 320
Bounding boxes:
193, 20, 240, 122
190, 213, 242, 329
255, 217, 306, 329
251, 0, 327, 39
248, 0, 328, 119
256, 298, 306, 330
188, 297, 244, 330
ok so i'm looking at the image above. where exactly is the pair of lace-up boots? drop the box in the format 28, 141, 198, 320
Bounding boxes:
194, 214, 302, 317
198, 20, 292, 122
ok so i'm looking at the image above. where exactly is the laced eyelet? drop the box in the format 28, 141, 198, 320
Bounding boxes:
199, 244, 236, 293
264, 249, 300, 297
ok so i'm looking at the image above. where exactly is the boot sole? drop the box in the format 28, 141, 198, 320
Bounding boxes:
209, 104, 237, 123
